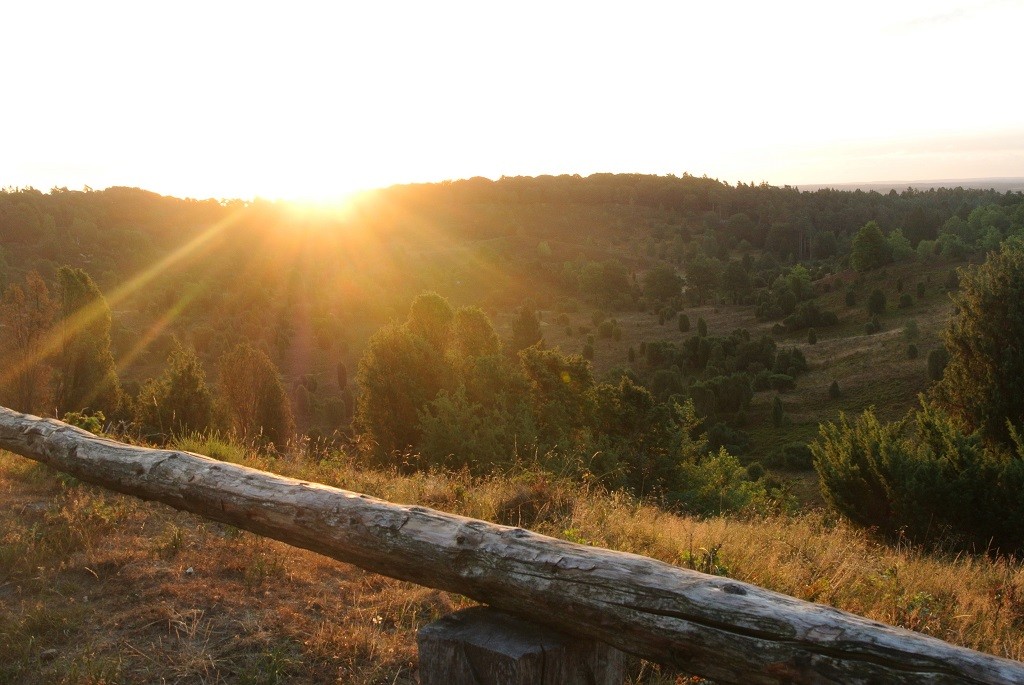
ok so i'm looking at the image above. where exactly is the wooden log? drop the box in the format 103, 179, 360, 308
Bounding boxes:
417, 606, 624, 685
2, 406, 1023, 684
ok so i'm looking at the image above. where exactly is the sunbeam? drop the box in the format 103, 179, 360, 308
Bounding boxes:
0, 209, 244, 403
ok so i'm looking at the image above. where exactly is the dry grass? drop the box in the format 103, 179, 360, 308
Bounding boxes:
0, 453, 462, 684
4, 431, 1024, 683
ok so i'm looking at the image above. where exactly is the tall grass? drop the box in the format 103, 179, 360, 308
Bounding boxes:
3, 433, 1024, 683
166, 434, 1024, 660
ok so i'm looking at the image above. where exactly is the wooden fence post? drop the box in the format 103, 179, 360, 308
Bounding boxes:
418, 606, 625, 685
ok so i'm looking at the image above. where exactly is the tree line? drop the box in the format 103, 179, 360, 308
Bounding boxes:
0, 266, 293, 446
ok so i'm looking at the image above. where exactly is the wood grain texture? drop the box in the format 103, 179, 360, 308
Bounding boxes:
417, 606, 624, 685
2, 406, 1022, 684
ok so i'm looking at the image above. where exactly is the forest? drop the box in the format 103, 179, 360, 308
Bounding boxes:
3, 174, 1024, 682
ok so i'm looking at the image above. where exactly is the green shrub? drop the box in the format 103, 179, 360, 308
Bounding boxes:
866, 289, 886, 316
773, 347, 807, 376
782, 302, 839, 333
771, 395, 786, 427
807, 328, 817, 345
136, 341, 214, 442
828, 380, 841, 399
812, 401, 1024, 552
417, 388, 534, 473
907, 343, 919, 359
770, 442, 813, 470
671, 449, 772, 516
62, 410, 105, 435
753, 370, 795, 392
927, 347, 949, 381
678, 313, 690, 333
597, 319, 616, 338
706, 421, 750, 455
945, 269, 959, 291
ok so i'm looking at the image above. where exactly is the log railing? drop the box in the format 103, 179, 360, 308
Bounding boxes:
2, 406, 1022, 684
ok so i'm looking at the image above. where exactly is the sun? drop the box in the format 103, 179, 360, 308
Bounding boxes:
275, 187, 377, 227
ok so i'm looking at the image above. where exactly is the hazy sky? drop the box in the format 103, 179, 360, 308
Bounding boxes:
4, 0, 1022, 201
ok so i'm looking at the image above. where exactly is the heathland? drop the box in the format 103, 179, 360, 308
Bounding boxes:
2, 176, 1024, 682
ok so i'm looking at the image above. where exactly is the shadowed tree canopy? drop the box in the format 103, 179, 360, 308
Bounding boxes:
137, 341, 214, 441
448, 306, 501, 360
509, 302, 543, 352
406, 291, 454, 351
356, 324, 446, 459
54, 266, 121, 417
218, 343, 294, 447
850, 221, 891, 272
642, 263, 681, 302
0, 271, 56, 414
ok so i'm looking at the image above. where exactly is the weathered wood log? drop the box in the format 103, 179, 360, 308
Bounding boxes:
2, 406, 1023, 684
417, 606, 624, 685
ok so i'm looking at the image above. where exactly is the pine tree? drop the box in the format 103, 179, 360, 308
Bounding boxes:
936, 240, 1024, 444
218, 343, 294, 446
54, 267, 121, 416
137, 341, 213, 440
510, 302, 543, 352
866, 289, 886, 316
0, 271, 56, 414
772, 395, 786, 427
355, 325, 445, 457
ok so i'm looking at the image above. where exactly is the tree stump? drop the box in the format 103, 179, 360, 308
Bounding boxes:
417, 606, 624, 685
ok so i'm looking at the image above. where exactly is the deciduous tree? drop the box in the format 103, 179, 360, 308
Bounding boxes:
642, 263, 681, 302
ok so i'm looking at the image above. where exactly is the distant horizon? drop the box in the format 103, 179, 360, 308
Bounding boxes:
5, 173, 1023, 205
3, 2, 1022, 206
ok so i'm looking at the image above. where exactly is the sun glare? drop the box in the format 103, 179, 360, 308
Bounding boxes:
276, 188, 375, 228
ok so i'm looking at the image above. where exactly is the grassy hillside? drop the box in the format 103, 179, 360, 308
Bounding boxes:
525, 257, 962, 502
3, 179, 1023, 681
4, 438, 1024, 684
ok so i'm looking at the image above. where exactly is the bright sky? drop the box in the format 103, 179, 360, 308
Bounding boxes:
3, 0, 1022, 201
